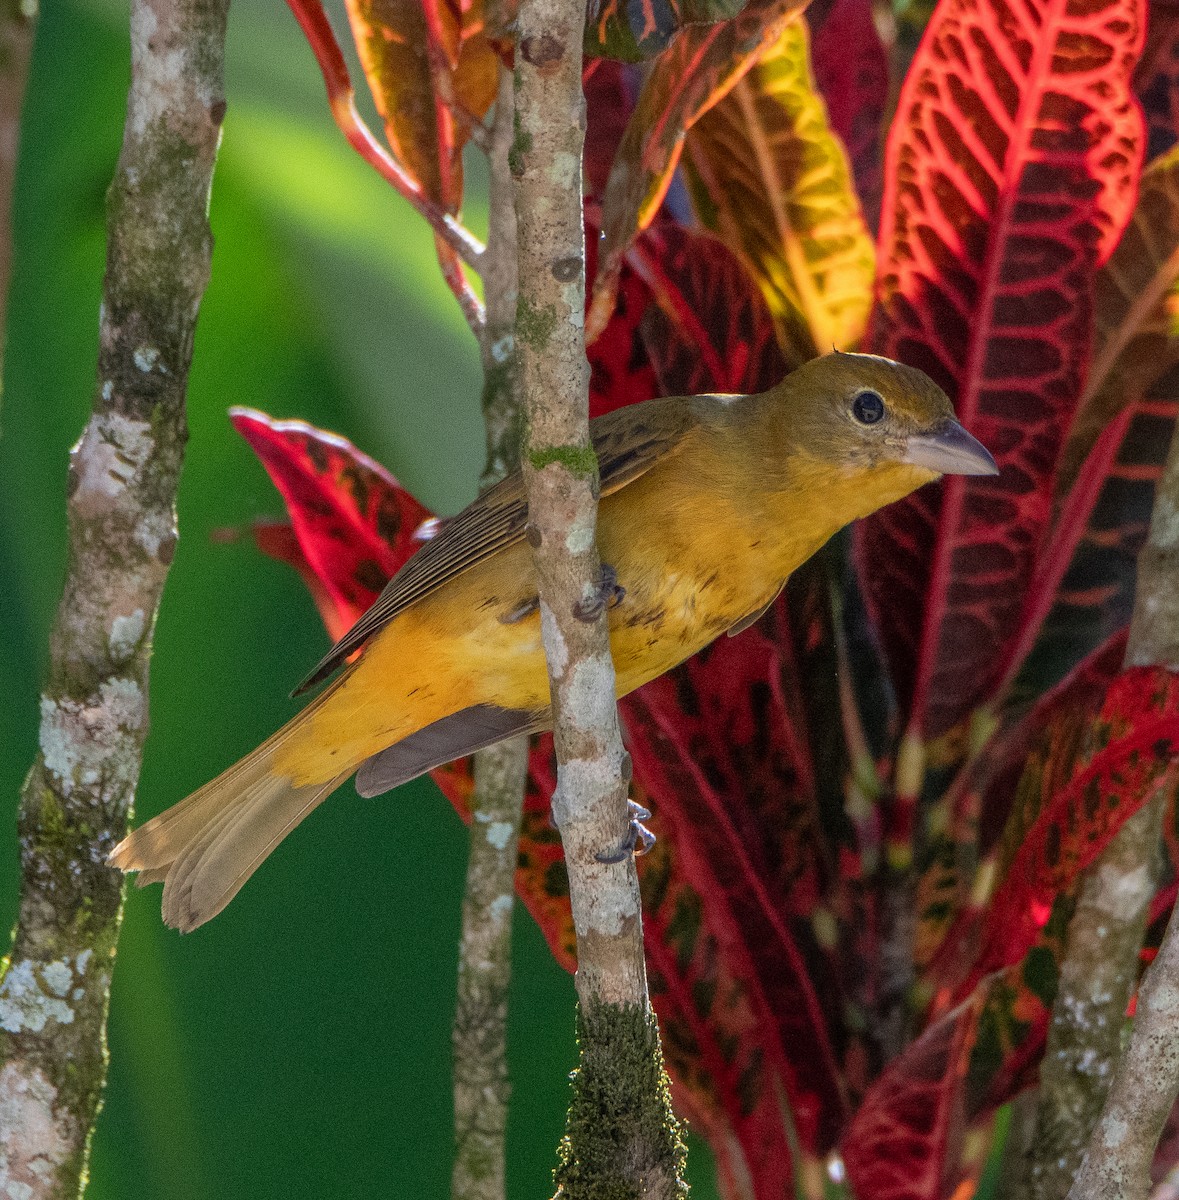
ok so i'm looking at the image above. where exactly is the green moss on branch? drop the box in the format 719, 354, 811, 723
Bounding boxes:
527, 443, 599, 479
554, 1002, 687, 1200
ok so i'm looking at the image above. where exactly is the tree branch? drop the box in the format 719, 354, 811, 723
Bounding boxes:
510, 2, 686, 1193
0, 0, 226, 1192
1062, 422, 1179, 1200
451, 67, 529, 1200
1020, 801, 1161, 1200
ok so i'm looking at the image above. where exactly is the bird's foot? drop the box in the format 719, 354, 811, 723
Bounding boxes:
596, 800, 655, 864
573, 562, 626, 623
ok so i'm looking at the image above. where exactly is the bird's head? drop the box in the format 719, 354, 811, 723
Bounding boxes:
774, 350, 998, 495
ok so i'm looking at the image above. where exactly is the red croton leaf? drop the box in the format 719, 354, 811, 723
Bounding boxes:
806, 0, 887, 226
914, 628, 1129, 986
843, 895, 1072, 1200
962, 666, 1179, 999
1016, 394, 1179, 707
229, 409, 433, 621
640, 805, 804, 1197
1136, 0, 1179, 160
586, 213, 661, 416
585, 212, 788, 414
629, 220, 788, 397
839, 986, 978, 1200
918, 657, 1179, 1042
584, 59, 634, 200
854, 0, 1147, 743
622, 589, 851, 1159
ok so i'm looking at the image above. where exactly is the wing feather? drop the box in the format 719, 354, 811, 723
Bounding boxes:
293, 397, 698, 694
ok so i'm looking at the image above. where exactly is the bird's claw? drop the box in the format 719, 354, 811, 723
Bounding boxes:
596, 800, 655, 864
573, 562, 626, 623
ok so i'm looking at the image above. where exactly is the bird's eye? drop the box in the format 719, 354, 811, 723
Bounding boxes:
852, 389, 885, 425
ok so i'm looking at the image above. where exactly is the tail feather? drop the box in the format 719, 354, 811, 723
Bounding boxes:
169, 770, 347, 932
110, 703, 351, 931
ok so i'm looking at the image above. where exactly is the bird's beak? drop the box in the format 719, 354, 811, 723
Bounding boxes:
902, 420, 999, 477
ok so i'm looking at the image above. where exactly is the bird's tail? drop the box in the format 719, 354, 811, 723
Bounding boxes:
109, 709, 350, 933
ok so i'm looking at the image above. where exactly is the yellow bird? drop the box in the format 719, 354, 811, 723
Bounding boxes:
110, 351, 997, 931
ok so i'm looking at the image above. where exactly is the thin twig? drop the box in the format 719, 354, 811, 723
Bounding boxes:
413, 0, 489, 330
451, 67, 528, 1200
436, 236, 486, 333
1064, 423, 1179, 1200
0, 0, 227, 1191
510, 2, 686, 1193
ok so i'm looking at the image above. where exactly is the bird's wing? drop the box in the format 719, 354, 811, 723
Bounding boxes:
293, 397, 698, 694
355, 704, 549, 797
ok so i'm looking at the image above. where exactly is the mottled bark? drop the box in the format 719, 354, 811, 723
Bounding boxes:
1020, 802, 1161, 1200
477, 68, 522, 494
510, 2, 686, 1194
451, 67, 529, 1200
1063, 426, 1179, 1200
0, 0, 226, 1194
0, 0, 35, 420
452, 738, 528, 1200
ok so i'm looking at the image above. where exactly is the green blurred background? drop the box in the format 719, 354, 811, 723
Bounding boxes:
0, 2, 720, 1195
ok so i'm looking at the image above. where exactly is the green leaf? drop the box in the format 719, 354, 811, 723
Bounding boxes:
681, 17, 875, 364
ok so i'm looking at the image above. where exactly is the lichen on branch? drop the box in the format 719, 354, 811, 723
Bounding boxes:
0, 0, 227, 1192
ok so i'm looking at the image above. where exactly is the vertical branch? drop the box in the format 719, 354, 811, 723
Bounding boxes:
511, 1, 686, 1193
451, 67, 529, 1200
1019, 801, 1162, 1200
478, 68, 522, 492
1058, 424, 1179, 1200
0, 0, 226, 1193
0, 0, 35, 420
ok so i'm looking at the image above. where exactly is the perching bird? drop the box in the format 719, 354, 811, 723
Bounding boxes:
110, 351, 997, 931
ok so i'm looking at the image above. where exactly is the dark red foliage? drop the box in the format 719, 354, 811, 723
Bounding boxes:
1137, 0, 1179, 159
965, 667, 1179, 998
622, 595, 850, 1154
628, 221, 787, 396
856, 0, 1146, 740
841, 993, 977, 1200
584, 60, 635, 199
807, 0, 887, 224
585, 213, 786, 415
229, 409, 433, 632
